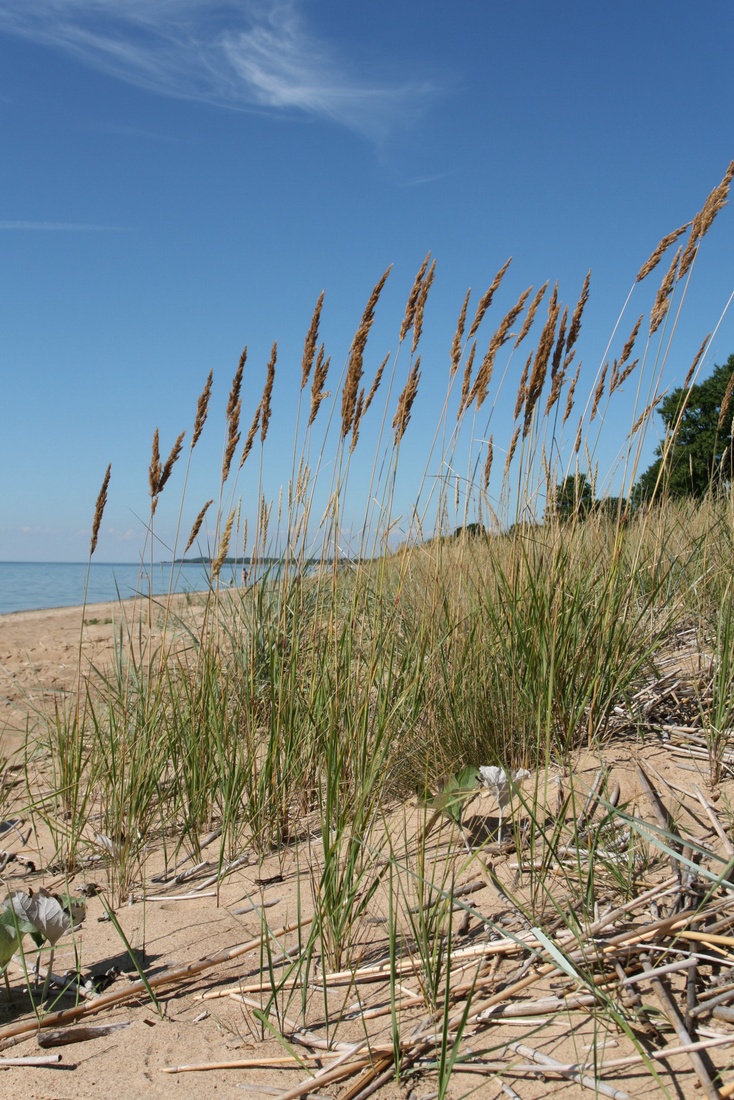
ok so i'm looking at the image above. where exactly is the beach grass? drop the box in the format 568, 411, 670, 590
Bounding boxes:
5, 162, 734, 1096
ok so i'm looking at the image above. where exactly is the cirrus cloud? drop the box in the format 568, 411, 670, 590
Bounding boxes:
0, 0, 436, 141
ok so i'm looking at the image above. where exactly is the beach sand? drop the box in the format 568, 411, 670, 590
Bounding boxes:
0, 602, 731, 1098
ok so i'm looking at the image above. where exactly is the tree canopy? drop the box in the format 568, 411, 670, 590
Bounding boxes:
634, 354, 734, 501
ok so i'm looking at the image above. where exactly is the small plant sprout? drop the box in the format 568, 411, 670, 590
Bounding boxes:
479, 766, 531, 841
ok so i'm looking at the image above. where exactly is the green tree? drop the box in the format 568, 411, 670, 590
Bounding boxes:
551, 473, 594, 520
635, 354, 734, 501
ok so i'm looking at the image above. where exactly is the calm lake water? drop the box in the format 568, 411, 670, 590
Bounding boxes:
0, 561, 232, 616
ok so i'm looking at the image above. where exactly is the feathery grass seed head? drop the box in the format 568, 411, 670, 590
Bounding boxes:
192, 371, 213, 450
450, 289, 471, 376
393, 357, 421, 445
650, 245, 681, 334
399, 253, 430, 343
184, 499, 213, 555
636, 223, 690, 282
341, 266, 391, 437
90, 464, 111, 558
514, 281, 548, 348
468, 257, 511, 340
260, 343, 277, 443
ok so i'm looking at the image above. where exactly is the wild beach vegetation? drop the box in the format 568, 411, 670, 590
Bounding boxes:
2, 163, 734, 1095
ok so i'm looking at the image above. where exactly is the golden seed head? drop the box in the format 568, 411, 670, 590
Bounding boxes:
468, 257, 511, 340
565, 271, 591, 355
411, 258, 436, 355
683, 334, 710, 390
158, 430, 185, 494
308, 344, 331, 428
562, 362, 581, 425
239, 403, 261, 469
393, 357, 421, 445
450, 289, 471, 376
482, 436, 494, 492
341, 266, 391, 437
590, 362, 609, 422
192, 370, 213, 450
514, 281, 548, 348
148, 428, 162, 498
211, 508, 235, 581
301, 292, 325, 390
399, 253, 431, 343
649, 245, 682, 334
184, 499, 213, 555
90, 464, 111, 558
260, 342, 277, 443
635, 224, 689, 282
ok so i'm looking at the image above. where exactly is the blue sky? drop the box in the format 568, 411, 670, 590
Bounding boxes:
1, 1, 733, 562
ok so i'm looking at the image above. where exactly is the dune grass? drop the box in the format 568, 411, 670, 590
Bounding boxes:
6, 162, 734, 1095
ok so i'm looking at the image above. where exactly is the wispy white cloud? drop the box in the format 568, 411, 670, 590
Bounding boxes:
0, 220, 129, 230
0, 1, 435, 140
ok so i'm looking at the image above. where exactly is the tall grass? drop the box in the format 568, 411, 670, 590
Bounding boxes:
17, 164, 734, 1091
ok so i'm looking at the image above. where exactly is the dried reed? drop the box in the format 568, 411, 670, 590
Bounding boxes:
650, 245, 682, 335
192, 371, 213, 450
565, 271, 591, 356
341, 266, 391, 438
260, 343, 277, 444
411, 259, 436, 355
450, 290, 471, 376
718, 370, 734, 430
457, 342, 477, 418
636, 223, 690, 282
514, 281, 548, 348
468, 257, 512, 340
399, 253, 431, 343
679, 160, 734, 281
590, 362, 609, 421
308, 345, 331, 428
301, 292, 325, 389
482, 436, 494, 492
562, 362, 581, 424
158, 431, 185, 494
148, 428, 162, 500
513, 353, 532, 421
470, 287, 532, 411
89, 464, 111, 557
523, 284, 559, 436
503, 424, 521, 478
393, 357, 421, 445
184, 499, 213, 555
211, 508, 235, 580
683, 334, 711, 390
239, 404, 261, 470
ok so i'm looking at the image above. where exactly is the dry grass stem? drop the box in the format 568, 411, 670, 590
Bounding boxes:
650, 245, 682, 334
148, 428, 162, 500
562, 362, 582, 424
89, 463, 111, 557
610, 357, 640, 395
239, 404, 262, 469
260, 343, 277, 444
158, 431, 186, 494
457, 341, 476, 417
468, 257, 512, 339
565, 271, 591, 354
514, 281, 548, 348
636, 223, 690, 282
718, 370, 734, 429
211, 509, 235, 580
679, 160, 734, 281
184, 499, 214, 555
341, 266, 392, 437
523, 284, 559, 436
399, 253, 431, 343
226, 349, 246, 424
470, 287, 533, 411
503, 424, 521, 477
450, 289, 471, 375
411, 258, 436, 355
482, 435, 493, 491
393, 357, 421, 445
683, 334, 711, 390
628, 394, 662, 437
544, 305, 569, 414
192, 370, 213, 450
300, 292, 325, 389
590, 362, 609, 421
513, 353, 532, 421
308, 345, 331, 428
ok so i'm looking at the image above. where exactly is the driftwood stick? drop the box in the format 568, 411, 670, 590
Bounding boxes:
639, 953, 719, 1100
506, 1041, 629, 1099
0, 919, 310, 1045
